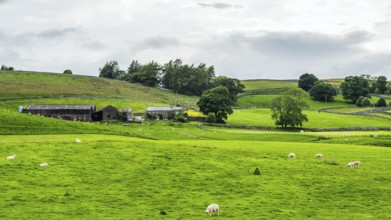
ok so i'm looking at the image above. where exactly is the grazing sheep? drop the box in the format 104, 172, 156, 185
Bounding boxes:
315, 153, 323, 158
6, 155, 16, 160
346, 162, 354, 168
40, 163, 49, 168
353, 161, 361, 167
288, 153, 296, 158
205, 204, 219, 216
75, 139, 81, 143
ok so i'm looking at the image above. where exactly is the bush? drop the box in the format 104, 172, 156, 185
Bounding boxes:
376, 97, 387, 107
63, 69, 73, 74
356, 96, 364, 107
361, 98, 371, 107
206, 112, 216, 123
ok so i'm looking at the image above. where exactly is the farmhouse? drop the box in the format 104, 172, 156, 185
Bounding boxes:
23, 104, 96, 121
92, 106, 133, 122
146, 106, 183, 120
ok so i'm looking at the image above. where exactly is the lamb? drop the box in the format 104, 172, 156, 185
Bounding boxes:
346, 162, 355, 168
75, 139, 81, 143
6, 155, 16, 160
40, 163, 49, 168
315, 153, 323, 158
205, 204, 219, 216
353, 161, 361, 167
288, 153, 296, 158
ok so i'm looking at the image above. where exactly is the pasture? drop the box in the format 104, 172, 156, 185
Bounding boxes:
1, 135, 390, 219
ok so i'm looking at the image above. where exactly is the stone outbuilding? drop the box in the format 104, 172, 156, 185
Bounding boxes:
22, 104, 96, 121
146, 106, 183, 120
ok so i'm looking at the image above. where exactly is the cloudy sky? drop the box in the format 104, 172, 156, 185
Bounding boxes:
1, 0, 391, 79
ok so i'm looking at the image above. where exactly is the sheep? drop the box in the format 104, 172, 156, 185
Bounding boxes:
6, 155, 16, 160
75, 139, 81, 143
353, 160, 361, 167
315, 153, 323, 158
205, 204, 219, 216
346, 162, 354, 168
288, 153, 296, 158
40, 163, 49, 168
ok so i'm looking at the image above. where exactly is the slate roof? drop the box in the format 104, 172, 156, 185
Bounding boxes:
146, 106, 182, 112
25, 104, 96, 110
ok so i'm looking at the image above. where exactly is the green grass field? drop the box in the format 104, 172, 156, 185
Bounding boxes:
1, 71, 391, 219
1, 135, 390, 219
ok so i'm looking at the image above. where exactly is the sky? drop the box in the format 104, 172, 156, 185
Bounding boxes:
1, 0, 391, 80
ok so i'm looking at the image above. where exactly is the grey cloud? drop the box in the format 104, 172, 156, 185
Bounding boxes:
132, 36, 179, 52
198, 2, 242, 9
37, 27, 80, 39
0, 0, 8, 4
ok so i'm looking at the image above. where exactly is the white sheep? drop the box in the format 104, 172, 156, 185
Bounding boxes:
40, 163, 49, 168
7, 155, 16, 160
205, 204, 219, 216
75, 139, 81, 143
288, 153, 296, 158
353, 161, 361, 167
346, 162, 354, 168
315, 153, 323, 158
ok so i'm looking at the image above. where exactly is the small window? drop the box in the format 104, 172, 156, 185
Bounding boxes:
107, 115, 111, 118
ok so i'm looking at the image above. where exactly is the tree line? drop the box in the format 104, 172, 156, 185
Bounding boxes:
98, 59, 245, 97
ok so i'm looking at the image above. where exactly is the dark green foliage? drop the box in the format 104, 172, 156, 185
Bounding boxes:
309, 81, 337, 101
355, 96, 364, 107
129, 61, 161, 87
376, 97, 387, 107
99, 61, 121, 79
213, 76, 245, 102
63, 69, 73, 75
375, 76, 388, 94
340, 76, 370, 102
361, 98, 371, 107
271, 88, 309, 128
162, 59, 215, 96
206, 112, 217, 123
1, 65, 14, 71
253, 167, 261, 175
197, 86, 233, 123
298, 73, 318, 91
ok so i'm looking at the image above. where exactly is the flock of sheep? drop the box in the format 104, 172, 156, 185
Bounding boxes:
6, 154, 49, 168
288, 152, 361, 168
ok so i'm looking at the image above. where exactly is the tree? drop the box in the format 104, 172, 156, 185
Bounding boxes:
197, 86, 233, 123
1, 65, 14, 71
130, 61, 161, 87
375, 76, 388, 94
309, 81, 337, 101
271, 88, 309, 128
376, 97, 387, 107
63, 69, 73, 74
213, 76, 245, 102
340, 76, 370, 102
298, 73, 318, 91
99, 61, 121, 79
123, 60, 142, 82
356, 96, 364, 107
361, 98, 371, 107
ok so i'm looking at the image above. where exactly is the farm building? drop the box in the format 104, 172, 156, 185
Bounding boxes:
23, 104, 96, 121
92, 106, 133, 122
146, 106, 183, 120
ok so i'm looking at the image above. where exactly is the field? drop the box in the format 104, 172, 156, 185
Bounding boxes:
1, 135, 390, 219
1, 72, 391, 219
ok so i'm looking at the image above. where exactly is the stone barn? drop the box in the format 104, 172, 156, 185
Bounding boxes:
92, 105, 120, 121
146, 106, 183, 120
23, 104, 96, 121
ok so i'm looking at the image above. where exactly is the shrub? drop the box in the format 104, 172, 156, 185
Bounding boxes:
356, 96, 364, 107
63, 69, 73, 74
206, 112, 216, 123
376, 97, 387, 107
361, 98, 371, 107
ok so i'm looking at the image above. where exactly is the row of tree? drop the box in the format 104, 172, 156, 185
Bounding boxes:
98, 59, 245, 97
1, 65, 14, 71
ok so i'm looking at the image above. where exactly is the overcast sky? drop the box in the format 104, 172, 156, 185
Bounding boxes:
1, 0, 391, 79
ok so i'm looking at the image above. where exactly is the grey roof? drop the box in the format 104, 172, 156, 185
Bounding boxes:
146, 106, 182, 112
26, 104, 96, 110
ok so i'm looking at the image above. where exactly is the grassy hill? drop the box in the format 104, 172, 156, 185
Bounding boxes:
1, 71, 391, 219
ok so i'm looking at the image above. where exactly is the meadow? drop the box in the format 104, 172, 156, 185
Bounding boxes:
1, 135, 390, 219
1, 72, 391, 219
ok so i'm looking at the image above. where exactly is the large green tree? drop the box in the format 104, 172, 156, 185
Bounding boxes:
298, 73, 318, 91
130, 61, 161, 87
340, 76, 370, 102
375, 76, 388, 94
213, 76, 245, 102
271, 88, 309, 128
309, 81, 337, 101
197, 86, 233, 123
